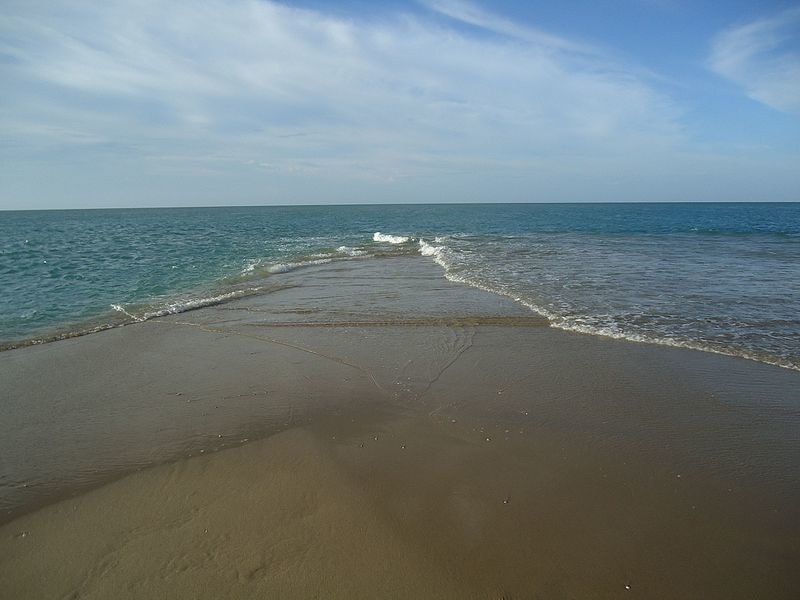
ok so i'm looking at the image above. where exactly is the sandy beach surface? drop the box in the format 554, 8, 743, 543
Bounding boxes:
1, 257, 799, 599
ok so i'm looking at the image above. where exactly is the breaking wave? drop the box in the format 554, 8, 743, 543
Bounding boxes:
373, 232, 411, 244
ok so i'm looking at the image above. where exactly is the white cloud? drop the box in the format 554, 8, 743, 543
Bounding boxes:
709, 7, 800, 114
8, 0, 794, 207
419, 0, 597, 55
0, 1, 681, 156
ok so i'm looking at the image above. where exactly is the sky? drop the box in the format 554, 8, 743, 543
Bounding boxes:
1, 0, 799, 209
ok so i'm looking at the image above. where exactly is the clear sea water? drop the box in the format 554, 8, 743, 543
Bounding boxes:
1, 203, 798, 369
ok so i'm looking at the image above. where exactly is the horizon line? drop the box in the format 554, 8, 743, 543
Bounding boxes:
3, 199, 799, 212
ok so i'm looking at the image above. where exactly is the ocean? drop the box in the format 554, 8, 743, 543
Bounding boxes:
1, 203, 798, 369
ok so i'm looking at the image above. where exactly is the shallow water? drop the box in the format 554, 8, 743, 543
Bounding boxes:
2, 203, 798, 367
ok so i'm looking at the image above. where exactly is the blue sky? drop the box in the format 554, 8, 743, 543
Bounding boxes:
1, 0, 798, 208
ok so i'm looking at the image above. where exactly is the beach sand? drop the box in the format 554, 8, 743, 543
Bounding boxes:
1, 257, 799, 598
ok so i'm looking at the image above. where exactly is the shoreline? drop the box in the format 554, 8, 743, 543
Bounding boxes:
4, 247, 798, 373
1, 256, 799, 598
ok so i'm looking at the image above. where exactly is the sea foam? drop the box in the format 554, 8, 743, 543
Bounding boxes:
336, 246, 368, 257
373, 232, 410, 244
112, 288, 263, 323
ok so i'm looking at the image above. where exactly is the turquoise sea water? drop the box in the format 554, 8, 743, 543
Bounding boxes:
1, 203, 799, 369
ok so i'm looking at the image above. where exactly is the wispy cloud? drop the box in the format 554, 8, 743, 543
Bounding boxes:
0, 1, 680, 163
1, 0, 795, 207
419, 0, 597, 54
709, 7, 800, 114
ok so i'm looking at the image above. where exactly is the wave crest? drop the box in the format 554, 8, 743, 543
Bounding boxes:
373, 232, 410, 244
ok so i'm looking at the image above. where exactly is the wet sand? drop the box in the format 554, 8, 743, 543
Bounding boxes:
1, 257, 799, 598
